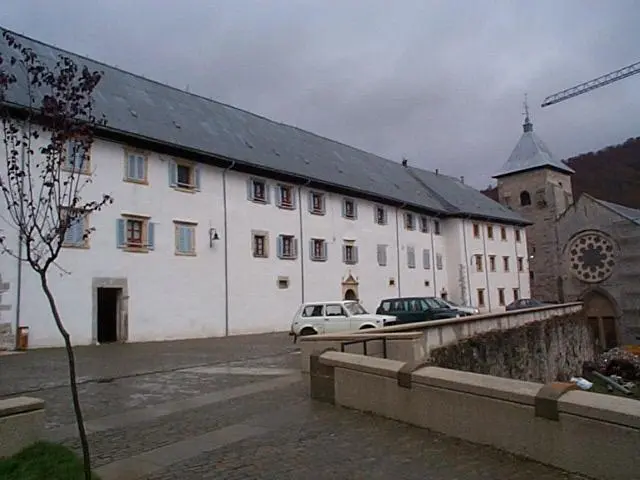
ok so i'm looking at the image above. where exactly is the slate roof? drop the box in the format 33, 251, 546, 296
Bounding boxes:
592, 197, 640, 225
0, 27, 529, 226
493, 116, 574, 179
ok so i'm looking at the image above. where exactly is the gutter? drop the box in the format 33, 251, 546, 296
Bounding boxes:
298, 179, 311, 304
222, 160, 236, 336
14, 124, 25, 349
395, 203, 407, 296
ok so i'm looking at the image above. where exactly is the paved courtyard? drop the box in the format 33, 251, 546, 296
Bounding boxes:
0, 333, 587, 479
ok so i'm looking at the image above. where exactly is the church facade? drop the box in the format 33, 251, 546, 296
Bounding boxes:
0, 29, 530, 348
493, 112, 640, 347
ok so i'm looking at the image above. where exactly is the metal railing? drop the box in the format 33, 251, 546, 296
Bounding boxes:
340, 336, 388, 358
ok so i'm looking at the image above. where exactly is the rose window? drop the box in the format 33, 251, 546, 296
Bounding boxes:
567, 232, 616, 284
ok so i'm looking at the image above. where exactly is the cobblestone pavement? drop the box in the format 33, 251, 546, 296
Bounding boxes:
2, 333, 587, 479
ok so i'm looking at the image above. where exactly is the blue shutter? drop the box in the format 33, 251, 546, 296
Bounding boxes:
353, 201, 358, 220
383, 208, 388, 224
73, 216, 84, 244
275, 185, 282, 207
66, 142, 75, 168
293, 238, 298, 258
423, 249, 431, 269
136, 155, 144, 180
341, 199, 347, 218
194, 165, 201, 191
116, 219, 125, 248
246, 178, 254, 201
307, 192, 314, 213
342, 244, 347, 263
127, 154, 136, 179
147, 222, 155, 250
291, 187, 297, 209
168, 160, 177, 187
276, 235, 283, 258
322, 241, 328, 260
264, 183, 271, 204
309, 239, 314, 260
353, 246, 359, 264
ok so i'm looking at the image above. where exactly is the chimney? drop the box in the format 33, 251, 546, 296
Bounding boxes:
460, 176, 465, 184
435, 169, 439, 175
401, 158, 408, 167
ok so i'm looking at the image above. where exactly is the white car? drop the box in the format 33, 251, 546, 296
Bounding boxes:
290, 300, 397, 337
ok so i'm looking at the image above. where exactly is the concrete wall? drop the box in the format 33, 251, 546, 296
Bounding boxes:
429, 311, 597, 383
0, 132, 529, 348
310, 350, 639, 480
299, 302, 583, 373
0, 397, 45, 458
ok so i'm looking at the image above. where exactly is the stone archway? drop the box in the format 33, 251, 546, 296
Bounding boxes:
581, 288, 620, 351
344, 289, 357, 301
341, 272, 359, 301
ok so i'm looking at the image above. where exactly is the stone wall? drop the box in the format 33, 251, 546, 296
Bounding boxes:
0, 322, 11, 350
428, 311, 597, 383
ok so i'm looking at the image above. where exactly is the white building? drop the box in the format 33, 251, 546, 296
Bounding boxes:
0, 29, 531, 348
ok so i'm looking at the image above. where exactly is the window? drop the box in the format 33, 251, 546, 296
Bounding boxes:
342, 242, 358, 264
500, 227, 507, 241
515, 229, 522, 242
503, 256, 510, 272
487, 225, 494, 239
498, 288, 505, 306
308, 191, 325, 215
277, 234, 297, 259
404, 213, 415, 230
477, 289, 485, 307
436, 253, 443, 270
520, 191, 531, 206
513, 288, 520, 301
530, 270, 535, 281
252, 231, 269, 258
173, 221, 196, 255
374, 206, 387, 225
169, 159, 201, 191
277, 185, 296, 209
326, 304, 346, 316
63, 139, 90, 174
277, 277, 290, 289
377, 244, 387, 266
433, 220, 441, 235
419, 216, 429, 233
61, 208, 89, 248
116, 214, 154, 253
422, 249, 431, 269
489, 255, 496, 272
407, 246, 416, 268
248, 178, 269, 203
302, 304, 324, 317
474, 254, 483, 272
517, 256, 524, 272
342, 198, 357, 220
310, 238, 327, 262
473, 223, 480, 238
124, 151, 147, 183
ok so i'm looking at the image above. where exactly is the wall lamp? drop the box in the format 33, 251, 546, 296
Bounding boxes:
209, 227, 220, 247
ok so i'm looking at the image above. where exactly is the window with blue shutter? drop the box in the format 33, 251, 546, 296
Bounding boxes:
422, 249, 431, 269
309, 191, 325, 215
174, 222, 195, 255
66, 140, 88, 173
277, 234, 296, 259
117, 216, 154, 252
168, 160, 178, 187
310, 238, 327, 261
436, 253, 443, 270
248, 178, 268, 203
62, 210, 86, 247
147, 222, 155, 250
125, 152, 146, 182
194, 165, 201, 191
343, 199, 357, 219
377, 244, 387, 266
116, 219, 126, 248
407, 246, 416, 268
343, 243, 358, 264
276, 185, 295, 209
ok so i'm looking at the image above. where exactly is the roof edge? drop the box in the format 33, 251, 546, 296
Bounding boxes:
492, 163, 575, 179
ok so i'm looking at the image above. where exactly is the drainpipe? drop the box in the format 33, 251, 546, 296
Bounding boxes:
395, 203, 407, 296
430, 218, 437, 296
514, 225, 521, 295
222, 160, 236, 336
461, 217, 472, 305
298, 179, 311, 304
481, 222, 492, 312
14, 126, 25, 349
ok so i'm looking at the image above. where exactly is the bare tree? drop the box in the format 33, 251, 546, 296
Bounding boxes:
0, 30, 112, 479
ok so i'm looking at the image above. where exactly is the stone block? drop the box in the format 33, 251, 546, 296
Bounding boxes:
0, 396, 45, 458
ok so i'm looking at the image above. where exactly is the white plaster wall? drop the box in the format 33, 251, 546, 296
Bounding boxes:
0, 132, 532, 347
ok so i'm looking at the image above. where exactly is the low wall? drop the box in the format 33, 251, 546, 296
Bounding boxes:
300, 302, 583, 373
0, 396, 45, 458
310, 350, 639, 480
429, 311, 597, 383
0, 323, 12, 351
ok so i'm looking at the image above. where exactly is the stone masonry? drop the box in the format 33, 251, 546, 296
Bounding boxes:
0, 275, 12, 350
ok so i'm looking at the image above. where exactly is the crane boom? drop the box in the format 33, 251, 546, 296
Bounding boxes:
541, 60, 640, 107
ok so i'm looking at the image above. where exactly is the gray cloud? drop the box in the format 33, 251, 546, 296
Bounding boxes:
4, 0, 640, 189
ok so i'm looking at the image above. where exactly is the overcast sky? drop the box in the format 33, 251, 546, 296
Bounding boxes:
3, 1, 640, 189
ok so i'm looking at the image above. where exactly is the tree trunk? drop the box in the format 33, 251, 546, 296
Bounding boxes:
39, 272, 92, 480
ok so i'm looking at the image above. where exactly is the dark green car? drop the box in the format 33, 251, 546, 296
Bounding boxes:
375, 296, 461, 326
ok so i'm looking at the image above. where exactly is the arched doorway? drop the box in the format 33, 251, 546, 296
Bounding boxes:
344, 289, 357, 300
583, 289, 619, 351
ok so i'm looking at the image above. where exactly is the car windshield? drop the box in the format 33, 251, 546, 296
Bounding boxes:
344, 302, 368, 315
